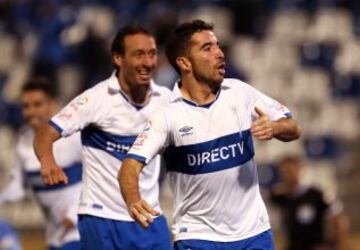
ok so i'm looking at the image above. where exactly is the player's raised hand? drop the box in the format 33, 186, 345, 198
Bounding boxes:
128, 199, 160, 228
40, 161, 68, 185
251, 107, 274, 140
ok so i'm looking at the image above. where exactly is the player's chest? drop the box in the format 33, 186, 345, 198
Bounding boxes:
98, 96, 165, 135
170, 99, 252, 146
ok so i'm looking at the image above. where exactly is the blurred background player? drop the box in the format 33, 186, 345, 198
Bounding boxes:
33, 26, 172, 250
0, 78, 82, 250
270, 155, 350, 250
120, 19, 301, 250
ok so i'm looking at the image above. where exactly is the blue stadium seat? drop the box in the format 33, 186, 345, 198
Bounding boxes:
300, 42, 338, 71
332, 74, 360, 99
304, 135, 342, 160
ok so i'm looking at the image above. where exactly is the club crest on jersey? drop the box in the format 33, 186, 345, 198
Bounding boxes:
142, 120, 152, 132
179, 126, 193, 136
76, 96, 88, 105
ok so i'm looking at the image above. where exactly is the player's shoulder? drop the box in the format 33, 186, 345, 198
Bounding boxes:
84, 78, 110, 96
222, 78, 252, 91
70, 77, 111, 108
147, 103, 173, 127
221, 78, 259, 100
151, 81, 172, 99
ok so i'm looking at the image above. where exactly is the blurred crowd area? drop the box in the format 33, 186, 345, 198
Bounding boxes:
0, 0, 359, 246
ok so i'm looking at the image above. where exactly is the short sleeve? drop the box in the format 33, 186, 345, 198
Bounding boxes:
242, 83, 292, 122
50, 89, 105, 137
126, 109, 170, 165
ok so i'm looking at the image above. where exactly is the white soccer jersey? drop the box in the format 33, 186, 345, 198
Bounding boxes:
127, 78, 292, 242
0, 127, 82, 247
50, 73, 171, 221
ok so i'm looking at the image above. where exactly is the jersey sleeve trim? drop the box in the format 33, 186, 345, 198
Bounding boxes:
125, 153, 148, 165
48, 120, 64, 135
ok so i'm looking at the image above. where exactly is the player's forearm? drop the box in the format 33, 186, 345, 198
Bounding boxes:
118, 158, 143, 206
33, 124, 60, 165
272, 118, 301, 142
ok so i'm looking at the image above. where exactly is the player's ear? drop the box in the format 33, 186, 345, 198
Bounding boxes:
112, 52, 123, 68
176, 57, 191, 73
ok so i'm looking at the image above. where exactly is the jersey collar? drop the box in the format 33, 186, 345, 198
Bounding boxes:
170, 80, 223, 109
108, 71, 159, 110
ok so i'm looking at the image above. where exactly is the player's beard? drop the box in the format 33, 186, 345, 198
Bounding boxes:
192, 65, 223, 91
123, 74, 151, 104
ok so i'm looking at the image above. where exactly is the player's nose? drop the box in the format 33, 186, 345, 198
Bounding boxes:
142, 55, 155, 68
216, 47, 225, 60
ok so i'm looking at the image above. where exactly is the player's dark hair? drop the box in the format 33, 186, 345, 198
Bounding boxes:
22, 77, 57, 98
111, 25, 153, 56
165, 19, 214, 74
111, 25, 153, 71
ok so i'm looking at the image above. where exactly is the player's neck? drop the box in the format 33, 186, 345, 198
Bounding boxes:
118, 74, 150, 105
180, 75, 218, 106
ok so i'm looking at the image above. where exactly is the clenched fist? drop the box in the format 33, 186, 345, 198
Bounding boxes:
251, 107, 275, 140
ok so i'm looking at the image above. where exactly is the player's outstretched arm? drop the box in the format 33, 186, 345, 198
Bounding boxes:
33, 124, 68, 185
118, 158, 160, 228
251, 107, 301, 142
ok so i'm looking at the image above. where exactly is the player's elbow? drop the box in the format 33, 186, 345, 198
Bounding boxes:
292, 123, 302, 140
284, 119, 301, 141
276, 121, 302, 142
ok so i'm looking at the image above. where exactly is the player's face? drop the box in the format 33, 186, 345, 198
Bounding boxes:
21, 90, 54, 130
188, 30, 225, 87
120, 34, 158, 87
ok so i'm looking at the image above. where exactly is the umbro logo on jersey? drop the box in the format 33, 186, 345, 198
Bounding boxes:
179, 126, 193, 133
179, 126, 193, 136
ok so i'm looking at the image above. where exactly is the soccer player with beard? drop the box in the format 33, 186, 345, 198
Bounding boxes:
120, 20, 301, 250
34, 26, 172, 250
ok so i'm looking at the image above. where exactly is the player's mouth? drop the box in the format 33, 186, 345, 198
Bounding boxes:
216, 62, 226, 76
137, 68, 152, 81
27, 116, 42, 129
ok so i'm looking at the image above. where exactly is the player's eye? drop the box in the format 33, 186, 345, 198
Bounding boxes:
133, 51, 144, 58
149, 50, 157, 57
203, 46, 211, 51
